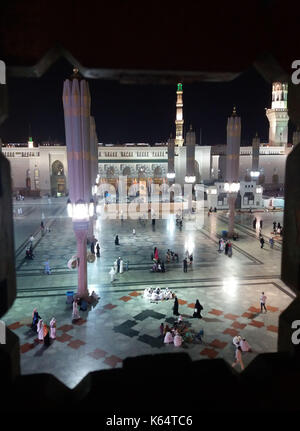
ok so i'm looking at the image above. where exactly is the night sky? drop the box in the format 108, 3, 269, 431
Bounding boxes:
0, 59, 295, 146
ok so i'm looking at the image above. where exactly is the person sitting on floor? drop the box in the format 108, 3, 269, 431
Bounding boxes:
164, 330, 174, 344
174, 330, 183, 347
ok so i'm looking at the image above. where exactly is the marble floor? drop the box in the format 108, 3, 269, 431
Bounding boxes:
3, 199, 294, 388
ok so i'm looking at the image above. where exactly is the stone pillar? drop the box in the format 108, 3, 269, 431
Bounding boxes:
74, 222, 89, 298
226, 108, 241, 237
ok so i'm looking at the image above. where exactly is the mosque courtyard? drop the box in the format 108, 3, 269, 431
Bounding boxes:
3, 197, 295, 389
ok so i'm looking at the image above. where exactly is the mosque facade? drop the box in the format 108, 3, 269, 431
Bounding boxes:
1, 82, 295, 201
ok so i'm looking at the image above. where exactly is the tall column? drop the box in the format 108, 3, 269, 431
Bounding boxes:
252, 133, 260, 172
74, 223, 89, 298
167, 134, 175, 183
226, 107, 241, 237
185, 124, 196, 183
63, 69, 92, 299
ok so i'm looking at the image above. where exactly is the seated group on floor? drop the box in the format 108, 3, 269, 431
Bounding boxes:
161, 317, 204, 347
143, 287, 174, 301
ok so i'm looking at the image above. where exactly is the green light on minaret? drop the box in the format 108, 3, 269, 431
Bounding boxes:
177, 83, 182, 91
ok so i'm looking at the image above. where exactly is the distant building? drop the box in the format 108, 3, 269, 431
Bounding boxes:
1, 82, 292, 197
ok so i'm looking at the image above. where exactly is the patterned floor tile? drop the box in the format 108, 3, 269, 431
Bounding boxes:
187, 303, 196, 308
224, 313, 239, 321
208, 309, 223, 316
267, 325, 278, 333
209, 339, 228, 349
88, 348, 107, 359
68, 339, 86, 349
119, 296, 132, 302
134, 310, 166, 321
8, 322, 23, 330
104, 355, 123, 368
103, 304, 117, 310
267, 306, 279, 312
129, 291, 141, 297
73, 319, 87, 326
138, 334, 164, 348
202, 317, 223, 323
57, 324, 74, 332
56, 333, 73, 343
178, 299, 187, 305
249, 320, 264, 328
20, 342, 36, 354
231, 321, 247, 330
200, 348, 219, 359
242, 312, 255, 319
114, 320, 139, 337
223, 328, 239, 337
248, 306, 260, 313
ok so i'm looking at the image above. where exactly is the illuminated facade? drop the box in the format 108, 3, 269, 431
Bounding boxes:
175, 83, 184, 147
266, 82, 289, 146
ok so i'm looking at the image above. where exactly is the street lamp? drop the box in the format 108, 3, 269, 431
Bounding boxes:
185, 175, 196, 183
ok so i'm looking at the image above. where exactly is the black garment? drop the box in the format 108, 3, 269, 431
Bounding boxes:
252, 218, 257, 229
193, 301, 203, 318
115, 236, 119, 245
273, 222, 277, 230
91, 242, 95, 254
31, 312, 41, 331
260, 238, 265, 248
183, 259, 188, 272
173, 297, 179, 316
260, 220, 263, 229
225, 243, 229, 255
44, 330, 50, 346
161, 262, 165, 272
96, 244, 100, 257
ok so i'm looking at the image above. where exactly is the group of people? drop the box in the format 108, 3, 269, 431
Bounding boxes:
232, 335, 252, 370
90, 240, 101, 257
109, 256, 128, 282
273, 221, 283, 236
151, 247, 166, 273
208, 207, 217, 216
72, 291, 100, 320
218, 238, 233, 257
143, 287, 174, 301
173, 296, 203, 319
161, 315, 204, 347
252, 217, 263, 230
25, 244, 34, 260
165, 249, 179, 262
31, 308, 56, 346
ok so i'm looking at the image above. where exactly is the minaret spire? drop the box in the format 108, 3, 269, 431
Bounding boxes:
175, 82, 184, 147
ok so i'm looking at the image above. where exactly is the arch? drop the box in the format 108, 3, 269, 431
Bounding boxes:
52, 160, 64, 176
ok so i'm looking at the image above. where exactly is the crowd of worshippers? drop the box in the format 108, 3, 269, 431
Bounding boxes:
31, 308, 56, 347
160, 316, 204, 347
143, 287, 174, 301
150, 247, 181, 272
218, 238, 233, 257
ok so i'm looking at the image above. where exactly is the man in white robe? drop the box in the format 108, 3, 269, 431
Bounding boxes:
37, 319, 44, 341
50, 317, 56, 339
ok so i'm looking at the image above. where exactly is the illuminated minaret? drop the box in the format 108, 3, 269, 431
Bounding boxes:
266, 82, 289, 146
175, 83, 184, 147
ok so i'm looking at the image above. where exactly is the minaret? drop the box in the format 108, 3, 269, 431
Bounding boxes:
266, 82, 289, 146
251, 133, 260, 173
175, 83, 184, 147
